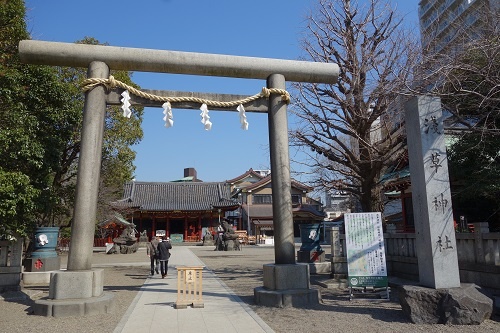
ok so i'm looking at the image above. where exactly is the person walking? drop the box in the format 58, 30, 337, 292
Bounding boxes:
146, 236, 160, 276
157, 236, 172, 278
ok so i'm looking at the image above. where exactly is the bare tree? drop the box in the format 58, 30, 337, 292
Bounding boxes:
290, 0, 419, 212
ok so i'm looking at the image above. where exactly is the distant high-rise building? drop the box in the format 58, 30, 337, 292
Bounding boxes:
418, 0, 498, 55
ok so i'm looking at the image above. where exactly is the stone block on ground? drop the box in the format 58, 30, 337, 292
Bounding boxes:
308, 262, 331, 274
313, 277, 348, 289
254, 286, 321, 308
494, 295, 500, 316
22, 271, 51, 285
202, 239, 214, 246
398, 283, 493, 325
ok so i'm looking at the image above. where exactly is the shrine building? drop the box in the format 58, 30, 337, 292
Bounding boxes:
113, 168, 325, 243
227, 168, 325, 243
113, 168, 239, 242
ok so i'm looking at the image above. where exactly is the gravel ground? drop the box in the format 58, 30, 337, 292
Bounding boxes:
1, 245, 499, 333
190, 245, 500, 333
0, 265, 146, 333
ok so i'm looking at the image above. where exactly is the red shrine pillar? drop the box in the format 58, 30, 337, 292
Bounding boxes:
183, 216, 188, 241
197, 216, 202, 240
152, 215, 156, 237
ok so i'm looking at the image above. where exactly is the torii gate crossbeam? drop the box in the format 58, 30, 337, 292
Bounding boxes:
19, 40, 337, 83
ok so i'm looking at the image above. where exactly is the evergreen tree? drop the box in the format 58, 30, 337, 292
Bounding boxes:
0, 0, 143, 238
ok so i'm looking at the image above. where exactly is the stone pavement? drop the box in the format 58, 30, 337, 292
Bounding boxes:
111, 245, 274, 333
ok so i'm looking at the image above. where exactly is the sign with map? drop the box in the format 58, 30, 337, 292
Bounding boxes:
344, 212, 388, 288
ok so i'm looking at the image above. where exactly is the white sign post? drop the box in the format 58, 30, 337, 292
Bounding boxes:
344, 212, 388, 300
155, 230, 166, 237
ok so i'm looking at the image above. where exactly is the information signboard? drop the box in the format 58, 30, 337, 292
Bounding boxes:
344, 212, 388, 288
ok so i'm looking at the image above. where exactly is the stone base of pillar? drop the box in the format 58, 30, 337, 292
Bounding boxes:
202, 239, 214, 246
254, 263, 321, 308
33, 269, 115, 317
225, 239, 239, 251
398, 283, 493, 325
34, 292, 114, 317
254, 286, 321, 308
331, 257, 348, 279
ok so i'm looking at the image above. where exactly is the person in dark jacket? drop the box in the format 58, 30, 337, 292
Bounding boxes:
146, 236, 159, 276
157, 236, 172, 278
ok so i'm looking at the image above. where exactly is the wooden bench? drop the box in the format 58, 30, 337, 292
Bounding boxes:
234, 230, 248, 245
185, 235, 200, 242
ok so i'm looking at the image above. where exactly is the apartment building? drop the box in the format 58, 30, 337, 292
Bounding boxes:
418, 0, 498, 55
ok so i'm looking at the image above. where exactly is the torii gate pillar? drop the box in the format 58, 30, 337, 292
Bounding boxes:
68, 61, 109, 271
34, 61, 114, 317
253, 74, 321, 307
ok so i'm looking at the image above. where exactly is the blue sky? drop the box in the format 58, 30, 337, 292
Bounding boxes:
25, 0, 419, 183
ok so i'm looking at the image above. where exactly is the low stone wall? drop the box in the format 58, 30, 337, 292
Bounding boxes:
0, 239, 23, 292
459, 261, 500, 291
330, 223, 500, 292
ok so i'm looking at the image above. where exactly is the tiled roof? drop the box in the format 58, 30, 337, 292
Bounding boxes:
244, 175, 313, 192
380, 166, 411, 191
242, 203, 325, 220
225, 168, 264, 183
294, 204, 326, 219
98, 212, 135, 228
244, 204, 273, 218
114, 181, 239, 212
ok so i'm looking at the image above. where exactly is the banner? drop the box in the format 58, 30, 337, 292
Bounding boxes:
344, 212, 388, 288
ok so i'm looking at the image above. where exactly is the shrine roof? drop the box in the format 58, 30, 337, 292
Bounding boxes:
98, 212, 135, 228
113, 181, 239, 212
380, 165, 411, 191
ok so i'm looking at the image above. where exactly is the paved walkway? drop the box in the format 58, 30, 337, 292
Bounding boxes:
112, 246, 274, 333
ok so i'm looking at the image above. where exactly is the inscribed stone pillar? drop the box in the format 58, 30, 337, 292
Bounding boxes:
404, 96, 460, 289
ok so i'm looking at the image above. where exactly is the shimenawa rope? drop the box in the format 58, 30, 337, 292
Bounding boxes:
81, 75, 291, 107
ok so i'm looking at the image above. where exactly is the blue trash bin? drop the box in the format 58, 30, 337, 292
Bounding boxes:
31, 227, 59, 258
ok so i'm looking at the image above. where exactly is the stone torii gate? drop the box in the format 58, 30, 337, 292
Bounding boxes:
19, 40, 339, 316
